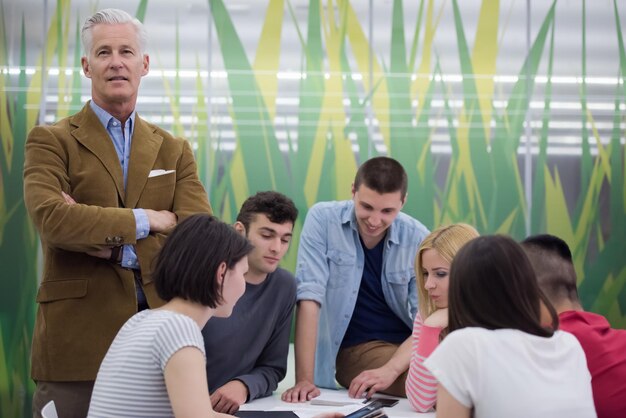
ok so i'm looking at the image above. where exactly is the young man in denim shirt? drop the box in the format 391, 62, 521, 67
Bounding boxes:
282, 157, 429, 402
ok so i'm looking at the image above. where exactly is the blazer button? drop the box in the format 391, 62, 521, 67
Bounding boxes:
105, 237, 114, 244
113, 236, 124, 245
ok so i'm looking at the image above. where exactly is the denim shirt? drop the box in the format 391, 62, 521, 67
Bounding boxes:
295, 200, 429, 388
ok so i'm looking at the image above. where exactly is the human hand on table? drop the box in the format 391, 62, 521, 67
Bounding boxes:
210, 380, 248, 414
348, 365, 399, 399
281, 379, 321, 402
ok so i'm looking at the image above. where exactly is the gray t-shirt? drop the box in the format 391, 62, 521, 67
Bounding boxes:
202, 267, 296, 400
88, 309, 205, 418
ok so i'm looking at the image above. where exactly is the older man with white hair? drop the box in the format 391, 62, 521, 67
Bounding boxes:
24, 8, 211, 417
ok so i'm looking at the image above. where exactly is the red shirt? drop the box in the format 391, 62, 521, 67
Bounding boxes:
559, 310, 626, 418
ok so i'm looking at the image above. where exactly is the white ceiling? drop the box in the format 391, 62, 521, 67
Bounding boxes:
5, 0, 623, 75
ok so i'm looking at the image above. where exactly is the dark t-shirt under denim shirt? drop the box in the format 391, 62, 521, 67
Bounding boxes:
341, 236, 411, 348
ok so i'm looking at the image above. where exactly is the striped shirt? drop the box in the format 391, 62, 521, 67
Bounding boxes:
405, 312, 442, 412
88, 309, 205, 418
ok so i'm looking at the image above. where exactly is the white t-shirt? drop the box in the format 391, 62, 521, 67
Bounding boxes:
424, 327, 596, 418
88, 309, 205, 418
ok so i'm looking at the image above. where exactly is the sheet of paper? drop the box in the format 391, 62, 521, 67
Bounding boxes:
313, 390, 364, 405
239, 392, 363, 418
270, 403, 362, 418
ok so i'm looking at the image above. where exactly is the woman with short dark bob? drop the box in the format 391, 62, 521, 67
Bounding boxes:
424, 235, 596, 418
88, 214, 253, 418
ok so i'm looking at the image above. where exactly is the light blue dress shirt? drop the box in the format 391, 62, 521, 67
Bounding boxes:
295, 200, 430, 388
90, 100, 150, 269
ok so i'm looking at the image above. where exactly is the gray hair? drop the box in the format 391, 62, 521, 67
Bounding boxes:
81, 8, 147, 57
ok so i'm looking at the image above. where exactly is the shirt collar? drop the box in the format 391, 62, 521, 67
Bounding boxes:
89, 100, 136, 135
341, 200, 356, 227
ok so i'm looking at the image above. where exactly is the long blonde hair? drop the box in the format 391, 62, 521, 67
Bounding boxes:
416, 223, 479, 320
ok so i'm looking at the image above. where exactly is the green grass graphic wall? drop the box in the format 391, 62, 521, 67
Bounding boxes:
1, 0, 624, 415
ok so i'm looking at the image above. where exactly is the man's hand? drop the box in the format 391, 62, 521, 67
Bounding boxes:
423, 308, 449, 329
61, 191, 76, 205
281, 380, 320, 403
210, 380, 248, 414
348, 365, 399, 399
62, 191, 113, 259
145, 209, 177, 233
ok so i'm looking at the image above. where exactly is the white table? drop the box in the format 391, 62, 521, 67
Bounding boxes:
240, 388, 435, 418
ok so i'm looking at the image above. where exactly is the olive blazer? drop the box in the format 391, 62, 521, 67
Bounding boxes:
24, 103, 212, 381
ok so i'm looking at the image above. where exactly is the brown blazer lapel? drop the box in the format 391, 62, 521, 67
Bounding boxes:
71, 104, 125, 200
125, 115, 163, 209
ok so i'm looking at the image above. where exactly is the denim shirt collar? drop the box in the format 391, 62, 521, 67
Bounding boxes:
341, 200, 400, 247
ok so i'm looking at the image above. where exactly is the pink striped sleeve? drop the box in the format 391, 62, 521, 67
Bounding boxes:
405, 312, 442, 412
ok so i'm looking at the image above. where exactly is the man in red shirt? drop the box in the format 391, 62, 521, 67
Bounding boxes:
522, 234, 626, 418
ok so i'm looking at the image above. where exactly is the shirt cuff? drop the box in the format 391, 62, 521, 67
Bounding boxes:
133, 208, 149, 240
121, 245, 140, 270
296, 282, 325, 306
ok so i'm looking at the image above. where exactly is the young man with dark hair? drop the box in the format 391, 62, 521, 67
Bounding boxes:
202, 191, 299, 414
282, 156, 429, 402
522, 234, 626, 418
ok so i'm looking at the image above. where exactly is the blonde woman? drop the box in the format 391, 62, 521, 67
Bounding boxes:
405, 224, 479, 412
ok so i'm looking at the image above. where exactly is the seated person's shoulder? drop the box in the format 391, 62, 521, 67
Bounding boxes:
253, 269, 295, 315
553, 329, 585, 347
446, 327, 495, 348
273, 266, 295, 278
272, 267, 296, 285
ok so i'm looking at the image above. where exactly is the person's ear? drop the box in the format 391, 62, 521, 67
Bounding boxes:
215, 261, 227, 285
233, 221, 246, 237
142, 54, 150, 76
351, 183, 357, 197
81, 56, 91, 78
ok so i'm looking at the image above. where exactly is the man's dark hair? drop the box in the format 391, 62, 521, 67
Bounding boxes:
521, 234, 579, 306
448, 235, 558, 337
353, 156, 408, 199
236, 191, 298, 231
153, 214, 253, 307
